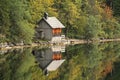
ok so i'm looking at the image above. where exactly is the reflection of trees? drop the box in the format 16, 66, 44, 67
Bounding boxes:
105, 61, 120, 80
54, 42, 120, 80
0, 48, 45, 80
1, 42, 120, 80
105, 42, 120, 80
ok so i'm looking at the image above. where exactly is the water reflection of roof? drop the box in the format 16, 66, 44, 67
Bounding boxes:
32, 48, 65, 72
47, 60, 65, 71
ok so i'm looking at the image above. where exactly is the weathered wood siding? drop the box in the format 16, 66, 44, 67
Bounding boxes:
37, 20, 53, 40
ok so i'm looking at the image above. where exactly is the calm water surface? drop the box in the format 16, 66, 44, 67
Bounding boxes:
0, 42, 120, 80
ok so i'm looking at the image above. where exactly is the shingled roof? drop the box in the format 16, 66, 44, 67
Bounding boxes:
42, 17, 65, 28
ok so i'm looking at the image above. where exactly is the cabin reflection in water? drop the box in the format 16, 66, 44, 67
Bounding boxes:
32, 46, 65, 75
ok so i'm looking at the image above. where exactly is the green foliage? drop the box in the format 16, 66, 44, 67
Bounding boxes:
84, 15, 102, 40
0, 0, 120, 43
112, 0, 120, 17
0, 0, 11, 42
29, 0, 57, 23
0, 0, 34, 44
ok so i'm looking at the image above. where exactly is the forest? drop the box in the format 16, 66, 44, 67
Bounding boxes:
0, 0, 120, 44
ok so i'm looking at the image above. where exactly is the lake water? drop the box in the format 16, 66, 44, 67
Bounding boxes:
0, 42, 120, 80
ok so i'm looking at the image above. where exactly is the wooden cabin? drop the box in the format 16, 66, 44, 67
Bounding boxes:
35, 13, 65, 43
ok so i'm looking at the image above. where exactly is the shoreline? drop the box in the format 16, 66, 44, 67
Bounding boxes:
69, 38, 120, 44
1, 38, 120, 51
0, 42, 49, 51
